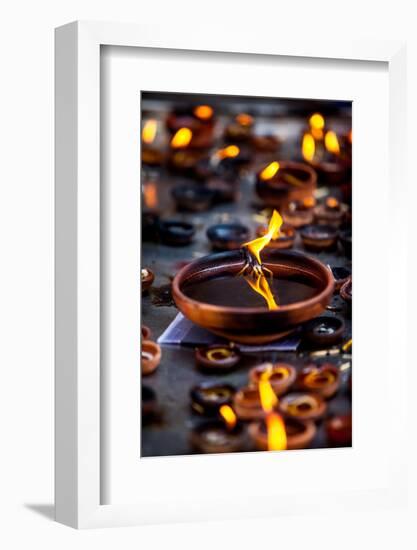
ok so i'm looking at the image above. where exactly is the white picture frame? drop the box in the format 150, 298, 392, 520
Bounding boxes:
55, 20, 407, 528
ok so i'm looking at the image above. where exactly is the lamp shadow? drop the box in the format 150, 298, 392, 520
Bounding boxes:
25, 503, 55, 521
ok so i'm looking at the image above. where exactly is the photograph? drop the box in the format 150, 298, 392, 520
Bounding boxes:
140, 91, 352, 457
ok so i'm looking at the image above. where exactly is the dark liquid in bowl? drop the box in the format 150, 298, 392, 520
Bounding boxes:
183, 274, 318, 308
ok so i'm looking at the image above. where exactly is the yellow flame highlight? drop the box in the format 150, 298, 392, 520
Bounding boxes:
142, 120, 157, 144
309, 113, 325, 130
194, 105, 213, 120
216, 145, 240, 160
324, 130, 340, 155
171, 127, 192, 148
219, 405, 237, 430
245, 273, 279, 310
243, 209, 283, 265
260, 161, 280, 181
302, 133, 316, 162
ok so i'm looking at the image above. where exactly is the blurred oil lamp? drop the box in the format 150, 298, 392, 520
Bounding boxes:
249, 417, 316, 451
256, 222, 295, 249
330, 266, 351, 291
142, 179, 159, 212
233, 386, 269, 420
280, 392, 326, 421
224, 112, 254, 142
159, 220, 195, 246
339, 228, 352, 257
326, 414, 352, 446
251, 134, 281, 153
141, 268, 155, 293
141, 325, 152, 340
190, 382, 236, 416
302, 315, 345, 347
141, 385, 158, 423
340, 276, 352, 307
314, 196, 348, 227
205, 177, 240, 204
300, 224, 339, 252
190, 405, 246, 453
141, 119, 165, 166
171, 184, 215, 212
297, 363, 340, 399
195, 344, 241, 373
141, 340, 161, 376
282, 196, 316, 228
172, 210, 334, 344
249, 362, 296, 396
166, 105, 215, 148
167, 127, 204, 174
255, 160, 317, 208
207, 223, 250, 251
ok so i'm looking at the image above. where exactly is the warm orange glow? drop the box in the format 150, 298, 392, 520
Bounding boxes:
303, 196, 316, 208
324, 130, 340, 155
193, 105, 213, 120
171, 127, 193, 148
216, 145, 240, 160
219, 405, 237, 430
243, 209, 283, 265
260, 161, 280, 181
143, 181, 158, 209
309, 113, 325, 130
142, 119, 158, 144
326, 197, 339, 209
304, 369, 336, 388
266, 413, 287, 450
348, 129, 352, 143
302, 133, 316, 162
245, 272, 279, 310
236, 113, 253, 126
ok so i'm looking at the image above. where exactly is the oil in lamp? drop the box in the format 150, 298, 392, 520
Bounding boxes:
195, 344, 241, 373
189, 405, 247, 454
282, 196, 316, 228
141, 340, 161, 376
302, 315, 345, 347
206, 223, 250, 251
325, 414, 352, 446
297, 363, 340, 399
249, 417, 316, 451
224, 112, 254, 142
171, 184, 215, 213
159, 220, 195, 246
279, 392, 327, 421
255, 160, 317, 208
141, 267, 155, 293
255, 222, 295, 250
190, 382, 236, 416
300, 224, 339, 252
314, 197, 348, 227
249, 362, 296, 396
141, 119, 165, 166
142, 385, 158, 423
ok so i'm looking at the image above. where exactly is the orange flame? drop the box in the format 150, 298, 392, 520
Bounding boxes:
326, 197, 339, 209
245, 272, 279, 310
303, 196, 316, 208
259, 367, 287, 450
171, 127, 193, 148
243, 209, 283, 265
143, 181, 158, 209
302, 133, 315, 162
142, 120, 158, 144
219, 404, 237, 430
324, 130, 340, 155
216, 145, 240, 160
309, 113, 325, 141
260, 161, 280, 181
194, 105, 213, 120
259, 367, 279, 412
236, 113, 253, 126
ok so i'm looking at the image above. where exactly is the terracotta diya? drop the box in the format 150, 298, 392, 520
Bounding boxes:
190, 412, 246, 454
256, 222, 295, 250
224, 113, 254, 142
141, 268, 155, 293
314, 197, 348, 227
326, 414, 352, 446
255, 160, 317, 208
190, 382, 236, 416
167, 105, 215, 149
279, 392, 327, 421
300, 224, 339, 252
141, 340, 161, 376
297, 363, 340, 399
249, 362, 296, 396
283, 197, 316, 228
233, 386, 276, 421
302, 315, 345, 347
206, 223, 250, 251
159, 220, 195, 246
195, 344, 241, 373
249, 417, 316, 451
172, 184, 215, 212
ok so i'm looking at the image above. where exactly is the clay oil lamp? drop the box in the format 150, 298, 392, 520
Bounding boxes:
224, 112, 254, 142
167, 127, 203, 174
340, 276, 352, 307
249, 417, 316, 451
141, 267, 155, 293
159, 220, 195, 246
141, 325, 152, 340
326, 414, 352, 446
282, 196, 316, 228
206, 223, 250, 251
314, 197, 348, 228
249, 362, 296, 396
141, 385, 158, 423
190, 405, 246, 454
255, 161, 317, 209
190, 382, 236, 416
166, 104, 216, 147
141, 340, 161, 376
233, 386, 268, 420
300, 224, 339, 252
251, 134, 281, 153
141, 119, 165, 167
255, 222, 295, 250
171, 184, 215, 213
339, 228, 352, 257
172, 210, 335, 344
280, 392, 327, 422
297, 363, 340, 399
195, 344, 241, 373
330, 266, 351, 291
302, 315, 345, 347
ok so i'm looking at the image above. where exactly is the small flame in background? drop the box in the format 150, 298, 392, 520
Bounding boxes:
326, 197, 339, 209
236, 113, 253, 126
259, 367, 287, 451
309, 113, 325, 140
243, 209, 283, 266
142, 119, 158, 144
143, 181, 158, 209
219, 405, 237, 430
302, 133, 316, 162
216, 145, 240, 160
194, 105, 214, 120
171, 127, 193, 148
324, 130, 340, 155
260, 161, 280, 181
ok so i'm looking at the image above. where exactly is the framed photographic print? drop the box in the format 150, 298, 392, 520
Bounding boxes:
55, 21, 407, 528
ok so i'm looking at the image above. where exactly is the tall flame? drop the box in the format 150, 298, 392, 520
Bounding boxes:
302, 133, 315, 162
171, 127, 193, 148
219, 405, 237, 430
260, 161, 280, 181
324, 130, 340, 155
242, 209, 283, 265
309, 113, 325, 130
259, 367, 287, 450
245, 273, 279, 310
259, 367, 279, 412
194, 105, 213, 120
142, 120, 158, 144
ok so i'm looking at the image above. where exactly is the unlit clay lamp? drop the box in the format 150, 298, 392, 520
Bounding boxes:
248, 362, 296, 396
280, 392, 326, 421
141, 340, 161, 376
249, 417, 316, 451
141, 268, 155, 293
171, 184, 215, 213
195, 344, 241, 373
206, 223, 250, 251
302, 315, 345, 347
297, 363, 340, 399
190, 417, 246, 454
300, 224, 338, 252
159, 220, 195, 246
283, 197, 316, 228
190, 382, 236, 416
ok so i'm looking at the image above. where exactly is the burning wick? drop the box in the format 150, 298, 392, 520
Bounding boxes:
219, 404, 237, 430
259, 367, 287, 451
